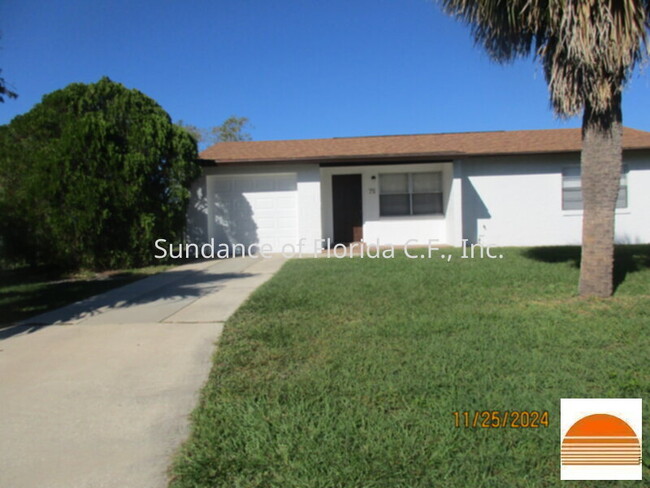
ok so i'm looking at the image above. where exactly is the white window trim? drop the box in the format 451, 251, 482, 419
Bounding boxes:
379, 171, 444, 217
561, 165, 629, 215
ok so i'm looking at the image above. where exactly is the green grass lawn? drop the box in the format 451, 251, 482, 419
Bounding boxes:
0, 265, 172, 327
170, 246, 650, 488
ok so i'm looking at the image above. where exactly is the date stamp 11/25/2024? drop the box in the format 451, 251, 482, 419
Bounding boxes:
453, 411, 550, 429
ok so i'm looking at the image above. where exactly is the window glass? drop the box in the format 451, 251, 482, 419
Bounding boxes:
412, 193, 443, 214
563, 189, 583, 210
379, 171, 444, 216
413, 172, 441, 193
380, 194, 410, 216
379, 173, 408, 194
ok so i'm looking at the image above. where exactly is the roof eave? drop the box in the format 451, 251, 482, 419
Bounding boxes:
199, 149, 573, 165
199, 145, 650, 166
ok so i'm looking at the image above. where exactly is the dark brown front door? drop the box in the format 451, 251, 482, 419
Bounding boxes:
332, 174, 363, 244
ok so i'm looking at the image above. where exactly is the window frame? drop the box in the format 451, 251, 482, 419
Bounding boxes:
379, 171, 444, 217
561, 165, 628, 211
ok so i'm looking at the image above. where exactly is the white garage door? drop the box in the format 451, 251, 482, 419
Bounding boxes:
208, 174, 298, 253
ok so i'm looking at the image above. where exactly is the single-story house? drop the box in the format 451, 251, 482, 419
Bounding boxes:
186, 127, 650, 254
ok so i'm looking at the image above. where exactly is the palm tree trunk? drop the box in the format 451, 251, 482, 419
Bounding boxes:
579, 93, 623, 298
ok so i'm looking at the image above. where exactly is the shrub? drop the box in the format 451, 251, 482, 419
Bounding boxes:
0, 77, 199, 269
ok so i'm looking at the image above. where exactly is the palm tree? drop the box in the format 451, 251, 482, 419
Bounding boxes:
440, 0, 649, 297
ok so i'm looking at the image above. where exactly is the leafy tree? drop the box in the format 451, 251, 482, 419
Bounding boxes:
209, 115, 252, 142
0, 33, 18, 103
177, 116, 253, 148
440, 0, 649, 297
0, 69, 17, 103
176, 120, 203, 144
0, 77, 199, 269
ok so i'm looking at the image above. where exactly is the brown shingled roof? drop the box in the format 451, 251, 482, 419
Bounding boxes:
199, 127, 650, 164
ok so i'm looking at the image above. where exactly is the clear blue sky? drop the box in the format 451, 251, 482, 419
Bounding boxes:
1, 0, 648, 141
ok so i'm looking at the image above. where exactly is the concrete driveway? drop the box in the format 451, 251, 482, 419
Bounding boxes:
0, 255, 286, 488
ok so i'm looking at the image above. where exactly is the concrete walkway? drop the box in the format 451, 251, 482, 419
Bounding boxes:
0, 255, 286, 488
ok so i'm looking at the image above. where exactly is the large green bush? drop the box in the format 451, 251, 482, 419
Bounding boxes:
0, 77, 199, 269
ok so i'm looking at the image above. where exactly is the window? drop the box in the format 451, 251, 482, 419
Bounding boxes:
379, 172, 443, 216
562, 166, 628, 211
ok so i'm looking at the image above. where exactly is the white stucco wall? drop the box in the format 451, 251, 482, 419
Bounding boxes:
446, 162, 464, 247
188, 149, 650, 253
187, 163, 322, 252
460, 151, 650, 246
320, 162, 461, 246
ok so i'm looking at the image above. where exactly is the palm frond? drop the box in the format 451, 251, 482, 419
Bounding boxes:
439, 0, 649, 116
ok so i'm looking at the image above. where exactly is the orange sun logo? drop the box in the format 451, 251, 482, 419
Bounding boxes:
561, 414, 642, 466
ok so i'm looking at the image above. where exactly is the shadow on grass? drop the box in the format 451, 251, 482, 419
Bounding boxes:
1, 262, 254, 340
523, 244, 650, 291
0, 271, 152, 329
